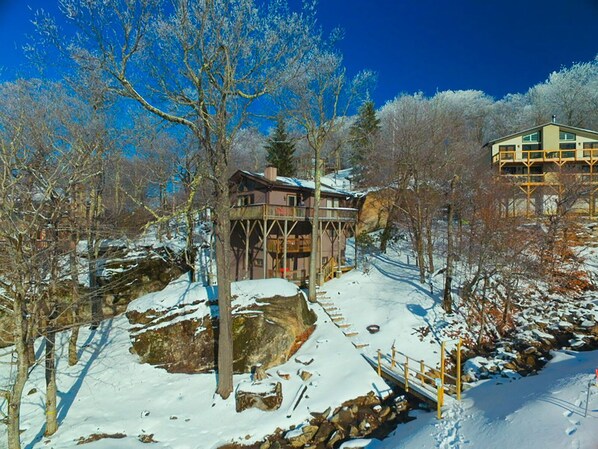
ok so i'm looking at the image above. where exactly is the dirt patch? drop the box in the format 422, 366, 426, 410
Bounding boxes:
76, 433, 126, 445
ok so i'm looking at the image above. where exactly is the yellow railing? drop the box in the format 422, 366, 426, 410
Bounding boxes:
494, 148, 598, 164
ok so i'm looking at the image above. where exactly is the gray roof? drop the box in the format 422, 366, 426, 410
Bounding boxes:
486, 122, 598, 146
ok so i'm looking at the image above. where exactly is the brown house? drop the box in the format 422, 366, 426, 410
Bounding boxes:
229, 166, 358, 286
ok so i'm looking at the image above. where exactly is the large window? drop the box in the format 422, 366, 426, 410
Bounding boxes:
559, 131, 576, 141
583, 142, 598, 149
559, 143, 576, 150
522, 131, 540, 142
286, 195, 298, 207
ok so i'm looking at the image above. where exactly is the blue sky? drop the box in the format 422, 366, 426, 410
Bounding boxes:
1, 0, 597, 106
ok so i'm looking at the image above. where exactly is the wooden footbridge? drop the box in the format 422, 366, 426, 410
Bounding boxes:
363, 341, 463, 419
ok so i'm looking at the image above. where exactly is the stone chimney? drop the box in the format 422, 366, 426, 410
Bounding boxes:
264, 165, 278, 181
552, 114, 557, 123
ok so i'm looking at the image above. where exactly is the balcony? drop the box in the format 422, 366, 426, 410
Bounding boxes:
267, 236, 311, 253
501, 173, 598, 186
230, 204, 358, 222
493, 148, 598, 165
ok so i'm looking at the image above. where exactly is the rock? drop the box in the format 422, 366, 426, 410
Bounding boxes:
349, 425, 360, 438
277, 370, 291, 380
312, 421, 334, 444
310, 407, 331, 421
27, 388, 37, 396
128, 291, 316, 374
326, 430, 345, 449
259, 441, 272, 449
295, 355, 314, 366
299, 370, 313, 381
331, 408, 354, 427
286, 425, 318, 448
235, 381, 283, 413
377, 406, 391, 418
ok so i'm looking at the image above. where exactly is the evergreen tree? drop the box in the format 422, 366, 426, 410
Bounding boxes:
350, 100, 380, 186
265, 117, 297, 177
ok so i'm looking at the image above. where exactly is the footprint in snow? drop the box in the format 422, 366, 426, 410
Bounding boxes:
563, 410, 573, 418
565, 426, 577, 436
568, 418, 580, 426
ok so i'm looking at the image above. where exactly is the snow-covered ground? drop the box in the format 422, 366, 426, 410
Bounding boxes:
1, 238, 597, 449
369, 349, 598, 449
0, 279, 388, 449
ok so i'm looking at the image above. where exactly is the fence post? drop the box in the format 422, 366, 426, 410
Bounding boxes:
420, 359, 425, 383
440, 341, 446, 393
436, 378, 443, 420
377, 349, 381, 377
391, 346, 396, 369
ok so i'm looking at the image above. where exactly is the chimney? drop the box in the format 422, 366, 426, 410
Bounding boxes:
552, 114, 556, 123
264, 165, 278, 181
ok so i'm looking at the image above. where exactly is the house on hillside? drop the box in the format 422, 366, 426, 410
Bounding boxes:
229, 166, 358, 286
488, 121, 598, 217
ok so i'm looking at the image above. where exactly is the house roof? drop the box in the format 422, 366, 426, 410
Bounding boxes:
485, 122, 598, 146
230, 170, 355, 198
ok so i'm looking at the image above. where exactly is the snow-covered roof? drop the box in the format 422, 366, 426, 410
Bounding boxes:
236, 170, 357, 198
486, 122, 598, 146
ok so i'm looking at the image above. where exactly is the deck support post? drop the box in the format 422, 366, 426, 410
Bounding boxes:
283, 219, 288, 279
377, 349, 381, 377
263, 218, 267, 279
404, 359, 409, 392
244, 219, 250, 277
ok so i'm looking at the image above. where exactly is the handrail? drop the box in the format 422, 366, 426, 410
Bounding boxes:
495, 148, 598, 163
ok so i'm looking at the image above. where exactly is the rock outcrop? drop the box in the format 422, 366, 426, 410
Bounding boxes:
126, 279, 317, 374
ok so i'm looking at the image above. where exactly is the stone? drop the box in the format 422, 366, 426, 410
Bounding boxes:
128, 292, 316, 374
235, 381, 283, 413
299, 370, 313, 381
286, 425, 318, 448
312, 421, 334, 444
326, 430, 345, 449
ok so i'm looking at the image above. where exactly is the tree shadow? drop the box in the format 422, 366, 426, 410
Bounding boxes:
24, 323, 113, 449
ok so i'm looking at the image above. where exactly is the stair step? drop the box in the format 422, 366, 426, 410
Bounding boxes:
352, 341, 370, 349
343, 330, 359, 337
331, 316, 345, 323
322, 306, 338, 312
329, 313, 343, 319
337, 322, 352, 329
318, 302, 335, 307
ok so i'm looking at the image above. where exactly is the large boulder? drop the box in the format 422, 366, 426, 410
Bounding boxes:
126, 278, 317, 374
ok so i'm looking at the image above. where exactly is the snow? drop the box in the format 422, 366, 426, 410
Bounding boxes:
0, 278, 388, 449
368, 350, 598, 449
2, 237, 598, 449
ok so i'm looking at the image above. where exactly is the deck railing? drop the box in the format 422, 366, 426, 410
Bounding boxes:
230, 204, 357, 221
501, 172, 598, 186
266, 236, 311, 253
494, 148, 598, 164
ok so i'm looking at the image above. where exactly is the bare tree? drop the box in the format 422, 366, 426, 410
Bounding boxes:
41, 0, 319, 399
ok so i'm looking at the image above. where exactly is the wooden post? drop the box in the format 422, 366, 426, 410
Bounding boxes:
419, 359, 425, 383
391, 346, 396, 369
283, 219, 288, 280
436, 380, 443, 420
244, 220, 250, 277
440, 341, 446, 391
457, 337, 462, 401
377, 350, 382, 377
263, 218, 267, 279
404, 358, 409, 392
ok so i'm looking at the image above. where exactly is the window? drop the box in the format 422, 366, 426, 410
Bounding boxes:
522, 132, 540, 142
498, 145, 515, 160
559, 143, 576, 150
254, 258, 263, 267
583, 142, 598, 149
236, 194, 254, 206
286, 195, 298, 206
559, 131, 576, 141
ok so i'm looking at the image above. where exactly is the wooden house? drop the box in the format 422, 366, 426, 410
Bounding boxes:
489, 121, 598, 217
229, 166, 358, 286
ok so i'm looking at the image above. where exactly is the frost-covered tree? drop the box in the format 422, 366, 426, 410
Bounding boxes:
265, 117, 297, 177
40, 0, 320, 400
528, 57, 598, 128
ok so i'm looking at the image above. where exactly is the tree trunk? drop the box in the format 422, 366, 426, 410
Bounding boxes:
379, 204, 394, 253
8, 296, 30, 449
442, 176, 457, 314
185, 208, 197, 282
213, 156, 234, 400
69, 232, 80, 366
308, 157, 323, 302
44, 321, 58, 436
